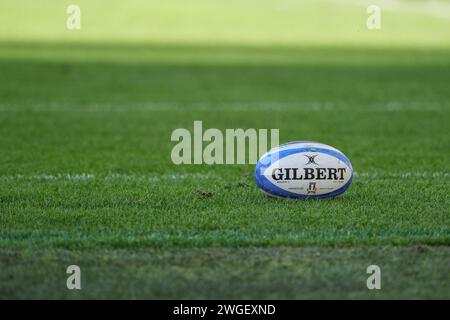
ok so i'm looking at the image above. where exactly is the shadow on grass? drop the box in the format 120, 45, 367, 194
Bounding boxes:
0, 41, 449, 110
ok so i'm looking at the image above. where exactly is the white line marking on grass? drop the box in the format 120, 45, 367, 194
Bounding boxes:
353, 171, 449, 178
0, 172, 448, 182
0, 173, 216, 182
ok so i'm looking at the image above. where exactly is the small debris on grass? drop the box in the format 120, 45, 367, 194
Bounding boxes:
415, 245, 427, 253
196, 190, 213, 198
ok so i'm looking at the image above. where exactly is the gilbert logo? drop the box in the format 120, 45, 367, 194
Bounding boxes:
304, 154, 318, 165
271, 167, 347, 181
171, 121, 279, 165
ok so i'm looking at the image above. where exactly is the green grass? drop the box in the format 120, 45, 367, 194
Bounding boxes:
0, 0, 449, 299
0, 171, 449, 248
1, 247, 449, 299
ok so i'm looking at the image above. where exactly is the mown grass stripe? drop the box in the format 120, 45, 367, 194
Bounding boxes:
0, 101, 447, 113
1, 230, 448, 249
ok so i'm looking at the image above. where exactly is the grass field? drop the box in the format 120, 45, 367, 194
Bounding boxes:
0, 0, 449, 299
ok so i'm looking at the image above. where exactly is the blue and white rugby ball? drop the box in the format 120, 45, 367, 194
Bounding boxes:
254, 141, 353, 199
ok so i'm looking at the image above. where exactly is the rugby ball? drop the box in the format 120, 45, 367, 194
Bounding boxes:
254, 141, 353, 199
